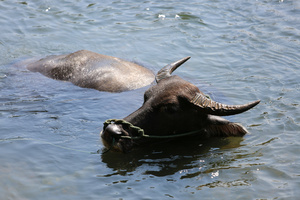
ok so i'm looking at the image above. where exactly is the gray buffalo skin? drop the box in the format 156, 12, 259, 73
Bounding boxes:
27, 50, 155, 92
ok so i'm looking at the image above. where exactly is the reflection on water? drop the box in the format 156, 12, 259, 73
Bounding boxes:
101, 137, 244, 178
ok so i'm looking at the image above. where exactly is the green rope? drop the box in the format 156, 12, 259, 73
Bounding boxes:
103, 119, 201, 140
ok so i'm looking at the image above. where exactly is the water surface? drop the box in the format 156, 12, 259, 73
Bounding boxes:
0, 0, 299, 199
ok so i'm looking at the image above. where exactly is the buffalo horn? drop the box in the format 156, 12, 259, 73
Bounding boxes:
155, 56, 191, 83
191, 92, 260, 116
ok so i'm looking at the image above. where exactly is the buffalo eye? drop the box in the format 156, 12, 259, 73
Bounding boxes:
144, 93, 149, 102
143, 89, 153, 102
161, 104, 179, 114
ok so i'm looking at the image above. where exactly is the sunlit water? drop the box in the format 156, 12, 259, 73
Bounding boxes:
1, 0, 299, 199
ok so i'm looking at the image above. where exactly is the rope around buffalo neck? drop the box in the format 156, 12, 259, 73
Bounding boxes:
103, 119, 201, 140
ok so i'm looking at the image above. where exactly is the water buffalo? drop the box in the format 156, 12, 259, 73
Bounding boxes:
26, 50, 154, 92
101, 57, 260, 153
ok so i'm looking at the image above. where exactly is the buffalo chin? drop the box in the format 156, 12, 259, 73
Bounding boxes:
101, 132, 133, 153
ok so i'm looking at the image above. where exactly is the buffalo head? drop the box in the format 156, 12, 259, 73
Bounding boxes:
101, 57, 260, 153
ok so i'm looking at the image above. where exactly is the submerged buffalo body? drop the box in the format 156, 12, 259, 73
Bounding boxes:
101, 57, 260, 153
27, 50, 154, 92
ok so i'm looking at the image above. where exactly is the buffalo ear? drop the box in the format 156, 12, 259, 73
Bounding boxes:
205, 115, 248, 136
190, 92, 260, 116
155, 56, 191, 83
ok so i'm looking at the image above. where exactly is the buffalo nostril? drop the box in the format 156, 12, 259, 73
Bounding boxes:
105, 124, 123, 139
